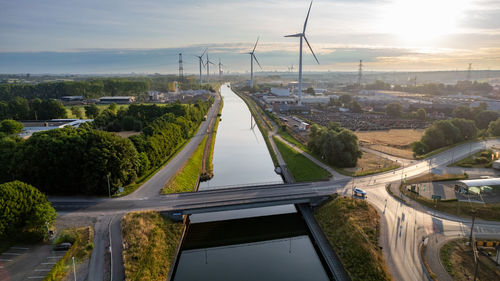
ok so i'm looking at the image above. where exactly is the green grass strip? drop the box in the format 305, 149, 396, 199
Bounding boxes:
162, 136, 207, 194
274, 137, 331, 182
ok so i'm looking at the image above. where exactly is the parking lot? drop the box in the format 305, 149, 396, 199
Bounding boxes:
0, 244, 67, 281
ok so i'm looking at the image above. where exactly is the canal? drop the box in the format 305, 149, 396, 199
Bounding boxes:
171, 84, 330, 281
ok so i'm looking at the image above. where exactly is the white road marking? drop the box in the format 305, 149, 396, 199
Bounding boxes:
2, 253, 21, 256
47, 256, 63, 259
27, 276, 45, 279
34, 269, 52, 271
0, 259, 12, 262
41, 262, 57, 265
10, 247, 28, 250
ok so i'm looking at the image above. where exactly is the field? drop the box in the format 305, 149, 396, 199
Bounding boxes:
343, 151, 400, 176
315, 196, 392, 281
274, 137, 331, 182
355, 129, 425, 159
64, 104, 130, 119
440, 239, 500, 281
121, 211, 183, 281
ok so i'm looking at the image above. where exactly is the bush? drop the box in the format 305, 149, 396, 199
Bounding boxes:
475, 156, 489, 164
0, 119, 23, 134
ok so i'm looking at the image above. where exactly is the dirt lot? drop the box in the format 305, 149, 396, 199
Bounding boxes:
344, 151, 400, 176
355, 129, 425, 159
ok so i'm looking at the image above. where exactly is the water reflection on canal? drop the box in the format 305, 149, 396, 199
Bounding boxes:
171, 84, 330, 281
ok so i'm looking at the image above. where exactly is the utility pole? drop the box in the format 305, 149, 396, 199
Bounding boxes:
357, 60, 363, 85
178, 53, 183, 77
469, 209, 476, 243
467, 63, 472, 81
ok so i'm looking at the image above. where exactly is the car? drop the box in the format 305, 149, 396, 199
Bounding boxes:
353, 187, 367, 197
54, 242, 72, 251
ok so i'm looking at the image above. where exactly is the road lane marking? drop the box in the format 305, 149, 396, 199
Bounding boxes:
28, 276, 45, 279
47, 256, 63, 258
2, 253, 21, 256
0, 259, 12, 262
10, 247, 28, 250
41, 262, 57, 265
35, 269, 52, 271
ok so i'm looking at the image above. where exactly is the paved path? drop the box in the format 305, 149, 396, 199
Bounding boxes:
361, 146, 417, 166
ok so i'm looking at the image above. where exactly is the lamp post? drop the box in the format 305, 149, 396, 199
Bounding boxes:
72, 256, 77, 281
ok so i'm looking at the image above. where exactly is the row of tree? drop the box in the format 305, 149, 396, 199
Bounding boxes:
412, 118, 483, 155
0, 100, 212, 195
0, 181, 56, 240
0, 78, 150, 101
452, 103, 500, 130
308, 122, 362, 167
357, 80, 492, 96
0, 97, 67, 120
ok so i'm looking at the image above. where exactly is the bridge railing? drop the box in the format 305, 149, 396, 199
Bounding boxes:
201, 180, 284, 190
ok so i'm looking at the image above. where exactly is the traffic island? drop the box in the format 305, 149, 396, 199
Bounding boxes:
121, 211, 184, 281
314, 195, 392, 281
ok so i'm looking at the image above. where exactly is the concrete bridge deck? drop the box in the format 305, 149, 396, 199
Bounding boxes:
50, 182, 340, 215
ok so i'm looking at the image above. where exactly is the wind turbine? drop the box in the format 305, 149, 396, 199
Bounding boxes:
246, 36, 262, 87
218, 58, 225, 77
195, 49, 207, 84
285, 0, 319, 106
206, 52, 215, 83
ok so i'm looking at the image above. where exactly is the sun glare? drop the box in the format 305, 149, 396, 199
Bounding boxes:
379, 0, 469, 46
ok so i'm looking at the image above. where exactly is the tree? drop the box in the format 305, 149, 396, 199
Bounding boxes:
339, 94, 352, 105
85, 104, 100, 118
0, 181, 56, 240
0, 119, 23, 134
453, 105, 473, 120
475, 110, 500, 130
488, 117, 500, 136
386, 103, 402, 117
349, 100, 363, 113
450, 118, 477, 140
308, 122, 362, 167
305, 87, 315, 95
71, 106, 84, 119
416, 108, 426, 120
8, 97, 30, 120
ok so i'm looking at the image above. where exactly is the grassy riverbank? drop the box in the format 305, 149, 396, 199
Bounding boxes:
121, 211, 184, 281
44, 227, 94, 281
274, 137, 331, 182
315, 196, 392, 281
162, 136, 207, 194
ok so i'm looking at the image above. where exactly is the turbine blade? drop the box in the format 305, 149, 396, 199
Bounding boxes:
253, 54, 262, 69
284, 33, 302, 37
201, 48, 207, 57
304, 35, 320, 64
252, 36, 260, 53
303, 0, 313, 33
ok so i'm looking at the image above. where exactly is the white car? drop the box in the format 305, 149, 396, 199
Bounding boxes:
354, 187, 367, 197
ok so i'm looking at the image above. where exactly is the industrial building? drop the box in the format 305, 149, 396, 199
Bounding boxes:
99, 96, 135, 104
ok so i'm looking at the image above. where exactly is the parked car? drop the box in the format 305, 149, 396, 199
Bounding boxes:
353, 187, 367, 197
54, 242, 72, 251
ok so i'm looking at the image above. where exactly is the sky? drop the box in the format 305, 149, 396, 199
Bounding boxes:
1, 0, 500, 74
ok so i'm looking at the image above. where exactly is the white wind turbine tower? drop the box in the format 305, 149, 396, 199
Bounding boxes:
285, 0, 320, 106
195, 49, 207, 84
218, 58, 225, 77
206, 51, 215, 82
246, 36, 262, 87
